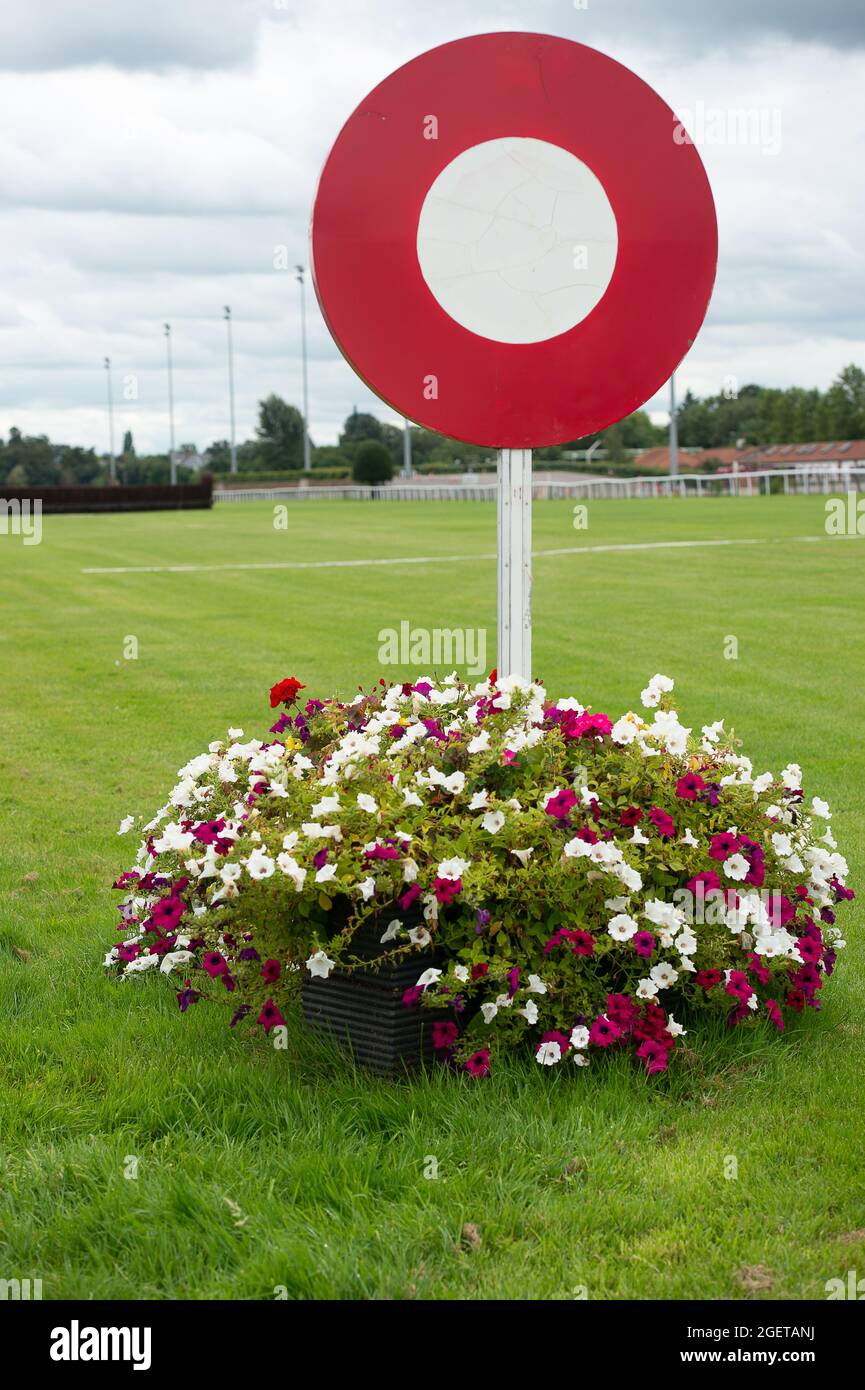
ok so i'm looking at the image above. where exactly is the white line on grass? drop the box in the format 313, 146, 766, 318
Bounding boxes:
80, 537, 764, 576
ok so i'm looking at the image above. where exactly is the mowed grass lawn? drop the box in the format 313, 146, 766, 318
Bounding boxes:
1, 494, 863, 1300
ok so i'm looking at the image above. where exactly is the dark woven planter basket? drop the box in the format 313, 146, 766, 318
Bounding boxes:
301, 913, 457, 1074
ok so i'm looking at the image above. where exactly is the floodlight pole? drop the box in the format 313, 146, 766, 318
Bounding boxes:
164, 323, 176, 485
104, 356, 116, 481
224, 306, 238, 474
497, 448, 532, 679
669, 370, 679, 478
402, 417, 413, 477
296, 266, 312, 471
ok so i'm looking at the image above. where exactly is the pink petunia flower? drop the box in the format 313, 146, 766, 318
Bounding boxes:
465, 1048, 491, 1078
648, 806, 675, 838
588, 1015, 624, 1047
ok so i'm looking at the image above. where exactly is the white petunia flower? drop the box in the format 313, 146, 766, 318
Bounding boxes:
356, 793, 378, 814
380, 918, 403, 943
311, 793, 340, 818
246, 848, 276, 880
482, 809, 505, 834
570, 1025, 590, 1049
467, 730, 490, 754
519, 999, 539, 1024
650, 962, 679, 989
468, 789, 489, 810
160, 950, 193, 974
437, 856, 470, 881
527, 973, 547, 994
723, 853, 750, 882
811, 797, 831, 819
481, 1002, 498, 1024
511, 847, 534, 866
640, 673, 674, 708
276, 854, 306, 890
666, 1015, 687, 1037
608, 913, 639, 942
407, 925, 431, 947
356, 875, 376, 900
306, 950, 335, 978
637, 977, 659, 999
453, 964, 469, 983
124, 954, 160, 974
416, 967, 442, 988
117, 815, 135, 835
314, 863, 337, 884
402, 788, 423, 808
536, 1040, 563, 1066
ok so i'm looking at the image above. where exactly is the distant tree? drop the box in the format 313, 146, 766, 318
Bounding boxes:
204, 440, 232, 474
340, 409, 382, 445
379, 421, 405, 468
256, 394, 306, 470
352, 439, 393, 484
122, 429, 135, 457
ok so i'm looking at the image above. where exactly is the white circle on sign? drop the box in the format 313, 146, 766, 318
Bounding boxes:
416, 136, 618, 344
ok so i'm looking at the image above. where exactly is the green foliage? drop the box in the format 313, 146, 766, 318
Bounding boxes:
352, 439, 393, 484
340, 409, 382, 445
676, 365, 865, 448
256, 394, 307, 471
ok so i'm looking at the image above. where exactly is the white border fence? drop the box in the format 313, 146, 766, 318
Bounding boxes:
214, 467, 865, 505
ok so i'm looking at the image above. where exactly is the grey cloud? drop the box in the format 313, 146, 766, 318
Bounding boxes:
0, 0, 266, 73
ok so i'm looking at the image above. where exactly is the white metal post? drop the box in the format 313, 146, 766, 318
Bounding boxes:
103, 356, 116, 481
296, 266, 312, 471
497, 448, 532, 679
164, 323, 176, 485
224, 306, 238, 475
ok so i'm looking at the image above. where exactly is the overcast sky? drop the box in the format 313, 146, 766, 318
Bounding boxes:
1, 0, 863, 454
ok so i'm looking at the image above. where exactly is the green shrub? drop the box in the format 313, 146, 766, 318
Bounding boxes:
352, 440, 393, 485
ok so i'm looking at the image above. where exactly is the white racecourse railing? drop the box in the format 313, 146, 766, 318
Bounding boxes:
214, 467, 865, 505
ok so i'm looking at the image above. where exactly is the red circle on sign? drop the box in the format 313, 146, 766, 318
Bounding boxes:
311, 32, 717, 448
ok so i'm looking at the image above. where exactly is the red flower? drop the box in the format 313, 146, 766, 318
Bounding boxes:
709, 831, 740, 861
269, 676, 306, 708
695, 968, 722, 990
544, 787, 578, 820
619, 806, 644, 826
636, 1038, 670, 1074
261, 958, 281, 983
648, 806, 675, 838
432, 1020, 459, 1050
465, 1048, 491, 1078
765, 999, 785, 1030
470, 962, 489, 981
675, 772, 706, 800
606, 993, 639, 1029
433, 876, 462, 905
257, 998, 286, 1034
202, 950, 228, 978
686, 870, 721, 896
589, 1015, 624, 1047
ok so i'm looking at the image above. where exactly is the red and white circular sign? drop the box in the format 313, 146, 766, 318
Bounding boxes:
311, 32, 717, 449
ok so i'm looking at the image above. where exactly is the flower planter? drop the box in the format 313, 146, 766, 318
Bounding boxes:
301, 959, 452, 1074
301, 917, 454, 1074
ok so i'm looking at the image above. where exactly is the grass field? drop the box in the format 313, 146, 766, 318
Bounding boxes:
1, 493, 863, 1300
